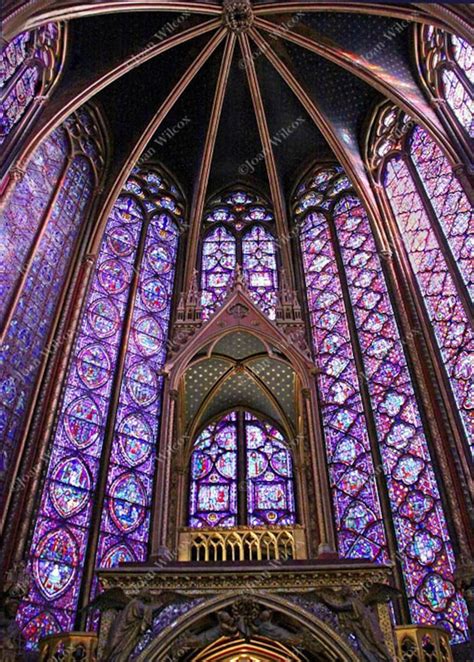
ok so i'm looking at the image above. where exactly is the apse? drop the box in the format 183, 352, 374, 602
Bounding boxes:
0, 3, 472, 661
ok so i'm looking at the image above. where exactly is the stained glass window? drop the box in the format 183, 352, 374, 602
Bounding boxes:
0, 23, 64, 145
200, 226, 236, 319
189, 412, 238, 528
17, 167, 182, 647
297, 169, 387, 563
296, 166, 468, 642
200, 189, 278, 320
188, 410, 296, 528
383, 127, 473, 457
245, 413, 296, 526
418, 26, 473, 138
409, 126, 473, 298
0, 107, 105, 501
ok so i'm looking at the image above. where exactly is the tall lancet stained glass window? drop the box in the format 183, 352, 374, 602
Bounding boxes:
189, 411, 296, 528
0, 107, 105, 501
17, 167, 183, 647
200, 189, 278, 320
295, 166, 468, 642
1, 23, 65, 146
418, 25, 473, 138
371, 105, 473, 459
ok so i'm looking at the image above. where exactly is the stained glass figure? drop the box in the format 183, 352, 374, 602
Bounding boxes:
200, 189, 278, 319
188, 410, 296, 528
17, 166, 182, 647
189, 413, 238, 528
0, 108, 105, 505
0, 24, 64, 145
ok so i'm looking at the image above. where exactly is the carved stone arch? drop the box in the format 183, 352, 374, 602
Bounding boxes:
134, 592, 363, 662
150, 280, 337, 558
165, 284, 316, 390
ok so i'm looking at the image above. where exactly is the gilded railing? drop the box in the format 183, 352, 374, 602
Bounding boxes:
395, 625, 453, 662
39, 631, 98, 661
178, 526, 307, 562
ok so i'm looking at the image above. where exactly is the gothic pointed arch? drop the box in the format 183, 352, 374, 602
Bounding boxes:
124, 592, 368, 661
366, 101, 473, 465
415, 23, 473, 155
1, 22, 67, 166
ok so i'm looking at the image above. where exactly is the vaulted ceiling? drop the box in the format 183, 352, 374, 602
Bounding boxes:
4, 2, 472, 223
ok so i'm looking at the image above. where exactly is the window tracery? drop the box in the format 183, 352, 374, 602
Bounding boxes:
0, 23, 65, 146
200, 189, 278, 320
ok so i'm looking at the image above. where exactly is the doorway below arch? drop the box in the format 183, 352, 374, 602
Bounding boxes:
193, 635, 302, 662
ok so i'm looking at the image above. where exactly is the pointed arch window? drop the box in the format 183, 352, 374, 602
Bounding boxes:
0, 106, 105, 502
17, 167, 183, 647
188, 410, 296, 528
295, 165, 468, 642
200, 189, 278, 320
1, 23, 65, 148
368, 105, 473, 458
417, 25, 473, 139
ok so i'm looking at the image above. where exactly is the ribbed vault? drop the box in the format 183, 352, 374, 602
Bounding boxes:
4, 1, 469, 285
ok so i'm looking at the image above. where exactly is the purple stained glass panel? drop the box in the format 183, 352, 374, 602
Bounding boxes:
0, 31, 32, 87
200, 190, 278, 319
384, 156, 473, 456
0, 127, 68, 321
245, 414, 295, 526
242, 226, 278, 320
442, 69, 474, 137
0, 152, 94, 503
451, 35, 473, 82
333, 194, 468, 642
1, 23, 62, 144
297, 185, 387, 562
188, 411, 296, 528
189, 413, 238, 528
96, 205, 179, 573
0, 66, 40, 142
17, 194, 143, 646
200, 226, 236, 320
446, 35, 473, 136
409, 126, 473, 296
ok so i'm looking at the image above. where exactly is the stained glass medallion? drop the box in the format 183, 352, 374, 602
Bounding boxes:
19, 166, 182, 646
